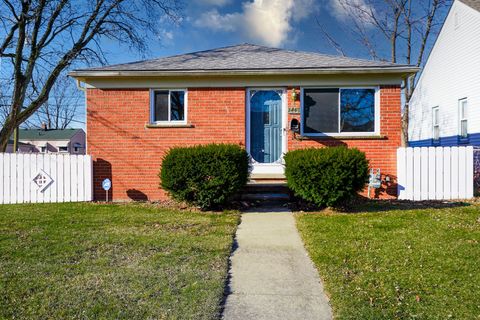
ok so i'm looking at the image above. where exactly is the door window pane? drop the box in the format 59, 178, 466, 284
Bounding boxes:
303, 89, 339, 133
340, 89, 375, 132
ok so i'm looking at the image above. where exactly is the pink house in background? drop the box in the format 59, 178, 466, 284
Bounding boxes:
6, 128, 86, 154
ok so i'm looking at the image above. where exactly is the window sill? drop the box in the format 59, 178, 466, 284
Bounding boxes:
145, 123, 195, 128
297, 134, 386, 140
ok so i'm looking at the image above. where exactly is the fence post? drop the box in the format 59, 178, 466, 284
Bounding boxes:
397, 148, 406, 200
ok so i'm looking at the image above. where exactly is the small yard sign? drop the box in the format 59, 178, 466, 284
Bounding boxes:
102, 178, 111, 202
369, 169, 381, 189
368, 169, 381, 198
102, 178, 111, 191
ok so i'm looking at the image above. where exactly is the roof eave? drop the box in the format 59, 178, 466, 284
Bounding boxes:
69, 67, 420, 79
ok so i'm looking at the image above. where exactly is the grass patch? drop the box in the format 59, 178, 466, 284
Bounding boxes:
0, 203, 239, 319
296, 202, 480, 319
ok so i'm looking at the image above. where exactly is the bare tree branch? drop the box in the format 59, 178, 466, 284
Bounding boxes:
0, 0, 183, 151
35, 75, 80, 129
317, 0, 451, 145
316, 18, 346, 57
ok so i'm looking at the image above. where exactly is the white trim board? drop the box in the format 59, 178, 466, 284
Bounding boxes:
82, 74, 404, 89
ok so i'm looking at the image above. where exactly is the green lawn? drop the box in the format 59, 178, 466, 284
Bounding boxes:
0, 203, 239, 319
296, 202, 480, 320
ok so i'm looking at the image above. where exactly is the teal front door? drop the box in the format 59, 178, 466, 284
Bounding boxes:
250, 90, 283, 164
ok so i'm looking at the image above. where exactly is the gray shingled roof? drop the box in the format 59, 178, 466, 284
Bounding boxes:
18, 129, 84, 141
71, 44, 417, 76
459, 0, 480, 12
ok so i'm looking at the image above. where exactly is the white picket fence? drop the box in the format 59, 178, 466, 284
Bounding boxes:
0, 153, 92, 204
397, 146, 474, 200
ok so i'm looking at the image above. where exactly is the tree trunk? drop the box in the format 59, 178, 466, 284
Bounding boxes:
0, 118, 16, 152
13, 127, 18, 153
401, 76, 416, 147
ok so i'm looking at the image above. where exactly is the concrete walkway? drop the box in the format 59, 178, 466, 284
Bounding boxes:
222, 207, 333, 320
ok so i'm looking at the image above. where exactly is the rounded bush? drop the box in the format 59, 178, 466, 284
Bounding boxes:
160, 144, 249, 209
284, 147, 369, 207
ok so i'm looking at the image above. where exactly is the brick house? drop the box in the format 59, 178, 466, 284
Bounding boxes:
69, 44, 418, 201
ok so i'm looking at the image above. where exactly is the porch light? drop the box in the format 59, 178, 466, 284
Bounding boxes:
291, 89, 298, 101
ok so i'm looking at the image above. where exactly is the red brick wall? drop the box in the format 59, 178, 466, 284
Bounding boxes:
286, 85, 401, 198
87, 88, 245, 201
87, 85, 401, 201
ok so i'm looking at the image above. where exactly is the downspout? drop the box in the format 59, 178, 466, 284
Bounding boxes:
75, 78, 91, 199
75, 79, 87, 154
401, 75, 409, 147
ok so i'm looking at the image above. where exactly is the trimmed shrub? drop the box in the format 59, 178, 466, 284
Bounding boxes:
160, 144, 249, 209
284, 147, 369, 207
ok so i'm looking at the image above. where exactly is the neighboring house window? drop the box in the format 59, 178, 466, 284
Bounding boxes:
59, 146, 68, 152
73, 142, 82, 153
459, 98, 468, 138
432, 106, 440, 142
150, 89, 187, 123
301, 87, 378, 136
40, 146, 46, 153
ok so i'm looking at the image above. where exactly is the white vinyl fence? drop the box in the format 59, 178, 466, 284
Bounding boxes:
0, 153, 92, 204
397, 146, 474, 200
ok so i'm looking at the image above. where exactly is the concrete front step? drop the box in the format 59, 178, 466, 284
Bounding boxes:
250, 173, 286, 180
240, 193, 290, 201
243, 183, 289, 194
239, 180, 291, 201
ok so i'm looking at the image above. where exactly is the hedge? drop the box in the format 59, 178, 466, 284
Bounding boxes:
160, 144, 249, 209
284, 147, 369, 207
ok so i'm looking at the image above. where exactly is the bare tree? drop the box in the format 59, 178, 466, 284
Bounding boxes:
319, 0, 451, 145
0, 0, 182, 151
34, 74, 82, 129
0, 84, 9, 126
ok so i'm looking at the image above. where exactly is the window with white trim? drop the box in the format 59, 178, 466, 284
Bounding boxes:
151, 89, 187, 123
301, 87, 378, 135
59, 146, 68, 152
432, 106, 440, 142
459, 98, 468, 138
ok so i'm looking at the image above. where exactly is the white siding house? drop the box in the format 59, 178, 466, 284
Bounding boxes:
409, 0, 480, 147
